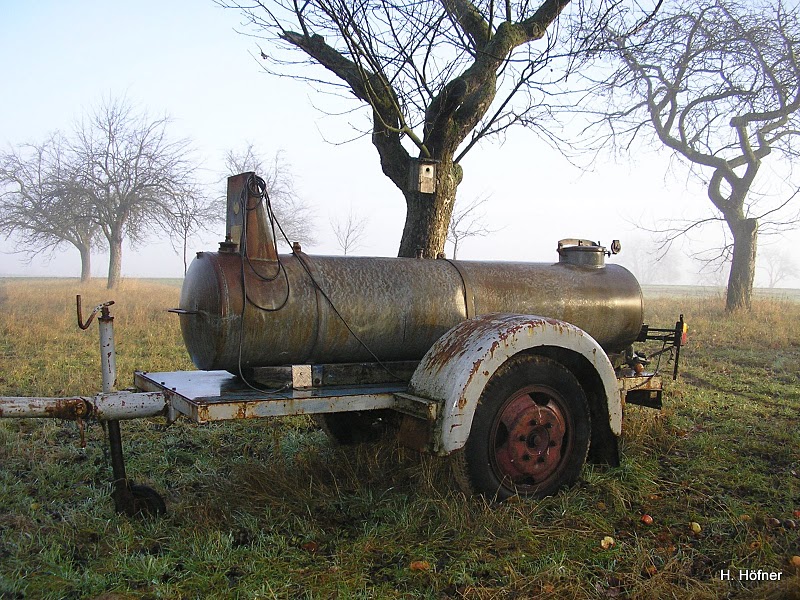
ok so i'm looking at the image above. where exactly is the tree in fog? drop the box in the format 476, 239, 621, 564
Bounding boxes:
224, 143, 315, 248
447, 195, 494, 259
71, 97, 201, 288
331, 208, 368, 255
223, 0, 658, 259
0, 135, 100, 282
586, 0, 800, 310
166, 187, 222, 275
759, 247, 799, 288
618, 236, 682, 286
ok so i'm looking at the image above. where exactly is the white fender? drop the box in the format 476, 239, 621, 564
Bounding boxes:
408, 313, 622, 454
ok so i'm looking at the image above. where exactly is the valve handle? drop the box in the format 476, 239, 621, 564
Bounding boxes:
76, 295, 115, 330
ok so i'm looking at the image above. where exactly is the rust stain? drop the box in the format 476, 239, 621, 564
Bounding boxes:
424, 315, 582, 405
44, 398, 89, 420
422, 314, 503, 372
423, 315, 592, 412
236, 403, 248, 419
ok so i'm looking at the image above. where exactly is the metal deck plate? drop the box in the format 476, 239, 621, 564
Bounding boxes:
134, 370, 407, 424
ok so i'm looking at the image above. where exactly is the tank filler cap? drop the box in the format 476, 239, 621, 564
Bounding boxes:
557, 238, 607, 268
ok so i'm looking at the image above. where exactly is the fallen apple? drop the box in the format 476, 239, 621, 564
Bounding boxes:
410, 560, 431, 572
601, 536, 616, 550
690, 522, 702, 534
641, 514, 654, 526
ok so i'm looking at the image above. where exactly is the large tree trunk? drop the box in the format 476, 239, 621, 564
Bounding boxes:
107, 233, 123, 289
78, 244, 91, 284
725, 217, 758, 311
397, 161, 461, 258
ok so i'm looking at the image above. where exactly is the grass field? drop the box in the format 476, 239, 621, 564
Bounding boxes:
0, 279, 798, 599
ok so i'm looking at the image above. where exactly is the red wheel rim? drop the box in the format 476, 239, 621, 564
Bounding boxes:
489, 384, 572, 491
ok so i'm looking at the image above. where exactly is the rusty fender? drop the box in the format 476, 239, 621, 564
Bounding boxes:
0, 391, 168, 421
408, 314, 621, 455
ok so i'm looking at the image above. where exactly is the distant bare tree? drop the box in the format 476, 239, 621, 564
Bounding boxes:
224, 143, 314, 248
586, 0, 800, 311
447, 195, 495, 259
618, 236, 682, 285
0, 135, 101, 282
71, 97, 200, 288
331, 209, 369, 255
166, 187, 221, 275
759, 247, 799, 288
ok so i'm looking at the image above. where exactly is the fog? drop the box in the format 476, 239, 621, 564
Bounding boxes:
2, 1, 798, 289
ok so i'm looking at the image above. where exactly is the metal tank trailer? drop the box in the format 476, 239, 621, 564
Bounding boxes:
0, 172, 686, 515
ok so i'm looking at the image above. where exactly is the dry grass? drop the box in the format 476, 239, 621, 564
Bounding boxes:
0, 278, 191, 397
1, 279, 799, 599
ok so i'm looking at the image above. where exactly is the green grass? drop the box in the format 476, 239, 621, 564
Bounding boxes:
0, 280, 798, 599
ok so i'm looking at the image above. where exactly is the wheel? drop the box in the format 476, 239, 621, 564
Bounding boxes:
453, 354, 591, 501
129, 484, 167, 517
314, 410, 397, 445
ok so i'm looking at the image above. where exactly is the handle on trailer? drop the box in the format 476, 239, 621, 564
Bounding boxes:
76, 295, 115, 330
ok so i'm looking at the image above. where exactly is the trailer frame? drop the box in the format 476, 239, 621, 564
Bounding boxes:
0, 294, 684, 514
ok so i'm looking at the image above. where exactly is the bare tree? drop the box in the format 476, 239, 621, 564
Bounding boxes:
693, 259, 730, 289
759, 247, 799, 288
221, 0, 654, 259
617, 236, 682, 285
0, 135, 100, 282
331, 208, 369, 255
586, 0, 800, 310
224, 143, 314, 247
447, 194, 495, 259
166, 187, 221, 275
71, 97, 200, 289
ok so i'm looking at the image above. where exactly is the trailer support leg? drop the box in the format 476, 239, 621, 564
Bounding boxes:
100, 305, 138, 515
104, 419, 167, 516
107, 420, 134, 515
79, 297, 167, 517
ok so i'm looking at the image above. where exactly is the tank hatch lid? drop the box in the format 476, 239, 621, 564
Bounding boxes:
557, 238, 607, 267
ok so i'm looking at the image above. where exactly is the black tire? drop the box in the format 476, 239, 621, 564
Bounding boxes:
452, 354, 591, 501
314, 410, 397, 445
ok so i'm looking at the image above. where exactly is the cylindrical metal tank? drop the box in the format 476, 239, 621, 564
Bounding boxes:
178, 247, 643, 371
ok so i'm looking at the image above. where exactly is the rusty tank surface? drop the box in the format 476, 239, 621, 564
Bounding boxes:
177, 173, 644, 372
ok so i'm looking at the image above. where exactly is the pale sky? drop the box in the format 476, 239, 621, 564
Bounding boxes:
1, 0, 798, 287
